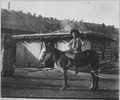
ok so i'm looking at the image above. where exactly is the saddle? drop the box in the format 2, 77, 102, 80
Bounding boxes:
65, 50, 83, 59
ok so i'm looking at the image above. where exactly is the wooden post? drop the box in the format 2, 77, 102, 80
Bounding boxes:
8, 2, 10, 10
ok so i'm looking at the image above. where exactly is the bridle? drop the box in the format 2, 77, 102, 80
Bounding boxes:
39, 45, 53, 67
40, 51, 46, 65
39, 47, 47, 66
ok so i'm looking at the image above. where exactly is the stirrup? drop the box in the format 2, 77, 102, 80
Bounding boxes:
74, 71, 78, 75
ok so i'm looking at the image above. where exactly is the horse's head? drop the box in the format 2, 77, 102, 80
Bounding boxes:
39, 43, 53, 65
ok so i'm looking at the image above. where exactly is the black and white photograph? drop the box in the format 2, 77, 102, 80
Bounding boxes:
1, 0, 119, 99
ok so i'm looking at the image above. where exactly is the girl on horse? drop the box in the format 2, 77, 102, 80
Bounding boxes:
68, 29, 85, 75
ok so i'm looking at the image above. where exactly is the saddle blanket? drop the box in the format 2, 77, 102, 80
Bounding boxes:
65, 52, 75, 59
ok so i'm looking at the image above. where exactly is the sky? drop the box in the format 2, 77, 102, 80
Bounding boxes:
1, 0, 119, 28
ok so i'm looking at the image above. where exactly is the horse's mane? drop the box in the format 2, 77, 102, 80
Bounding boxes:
47, 45, 65, 55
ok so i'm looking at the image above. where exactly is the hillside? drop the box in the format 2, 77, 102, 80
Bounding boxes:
1, 9, 119, 37
1, 9, 61, 33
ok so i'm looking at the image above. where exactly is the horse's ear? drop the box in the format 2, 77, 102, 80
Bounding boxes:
43, 42, 47, 48
47, 42, 51, 46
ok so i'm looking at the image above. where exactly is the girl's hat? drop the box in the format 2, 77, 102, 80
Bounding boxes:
70, 29, 80, 36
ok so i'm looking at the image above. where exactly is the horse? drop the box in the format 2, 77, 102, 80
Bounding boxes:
39, 43, 99, 90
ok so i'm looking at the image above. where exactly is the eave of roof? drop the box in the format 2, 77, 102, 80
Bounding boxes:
12, 30, 115, 41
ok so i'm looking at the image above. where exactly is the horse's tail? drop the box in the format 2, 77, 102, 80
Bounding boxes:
93, 59, 113, 79
93, 72, 113, 79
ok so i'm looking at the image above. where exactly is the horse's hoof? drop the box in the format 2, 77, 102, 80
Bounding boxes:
89, 87, 98, 91
89, 88, 95, 91
61, 86, 67, 90
89, 86, 94, 90
94, 87, 98, 91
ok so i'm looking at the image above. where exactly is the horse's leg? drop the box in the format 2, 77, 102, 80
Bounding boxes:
94, 70, 99, 90
89, 71, 96, 90
89, 65, 99, 90
61, 67, 68, 90
88, 64, 96, 90
92, 62, 99, 90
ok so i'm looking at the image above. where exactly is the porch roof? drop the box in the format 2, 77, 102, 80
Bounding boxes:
12, 30, 115, 41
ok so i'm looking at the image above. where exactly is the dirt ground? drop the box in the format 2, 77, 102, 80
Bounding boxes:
1, 66, 119, 99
